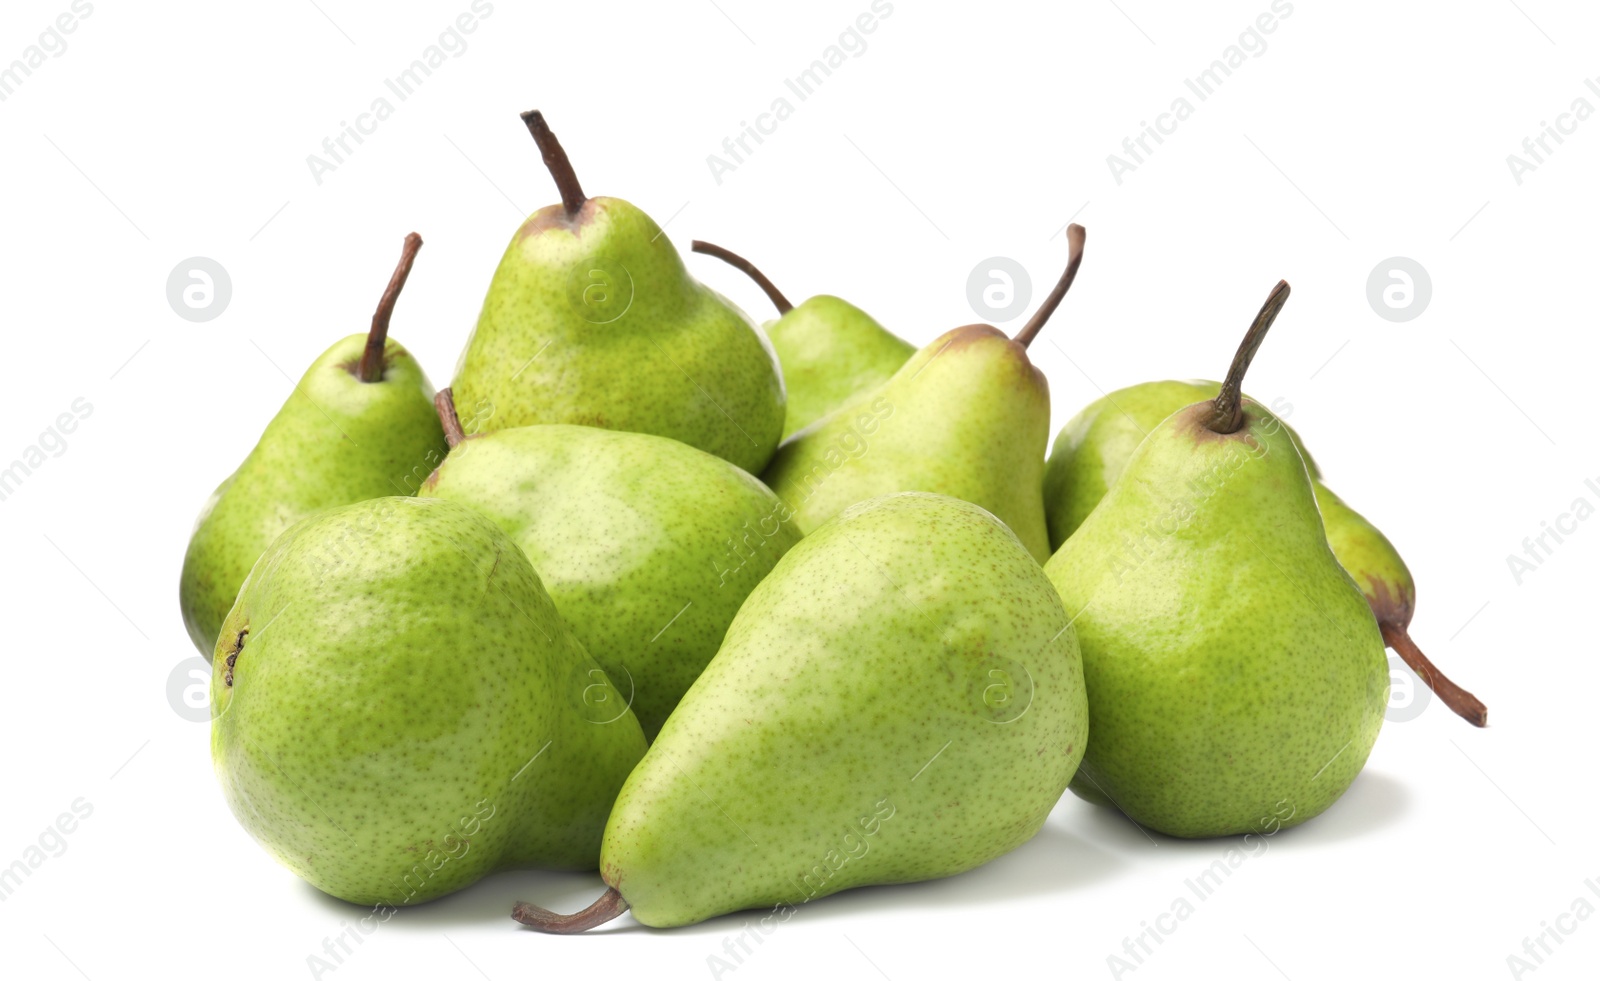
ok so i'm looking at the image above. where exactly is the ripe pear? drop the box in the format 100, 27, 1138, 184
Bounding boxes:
511, 492, 1088, 932
451, 111, 783, 473
763, 226, 1088, 562
179, 234, 446, 657
420, 392, 803, 738
1043, 379, 1486, 726
211, 496, 647, 905
1043, 283, 1389, 837
691, 240, 913, 439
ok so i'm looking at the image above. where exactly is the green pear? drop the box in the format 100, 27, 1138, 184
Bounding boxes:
690, 240, 913, 439
1043, 282, 1389, 837
1043, 378, 1486, 726
179, 234, 447, 657
510, 492, 1088, 932
211, 496, 647, 906
450, 111, 783, 473
419, 395, 803, 738
763, 226, 1088, 562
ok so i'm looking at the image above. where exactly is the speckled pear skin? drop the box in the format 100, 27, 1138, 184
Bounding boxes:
765, 295, 913, 440
1041, 379, 1417, 621
419, 424, 803, 738
210, 497, 646, 906
179, 334, 446, 657
1043, 401, 1387, 838
451, 196, 785, 474
763, 325, 1052, 562
599, 492, 1088, 928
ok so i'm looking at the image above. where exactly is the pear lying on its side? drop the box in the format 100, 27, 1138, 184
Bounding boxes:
211, 497, 646, 905
179, 234, 446, 656
421, 399, 803, 739
511, 492, 1089, 932
691, 240, 913, 440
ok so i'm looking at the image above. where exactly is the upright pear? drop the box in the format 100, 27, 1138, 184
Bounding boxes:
211, 497, 647, 905
691, 240, 913, 439
179, 234, 446, 656
1043, 378, 1487, 726
451, 111, 783, 473
1044, 283, 1390, 837
512, 492, 1088, 932
420, 392, 803, 738
763, 226, 1088, 562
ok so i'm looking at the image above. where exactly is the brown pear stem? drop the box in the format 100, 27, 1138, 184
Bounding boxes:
691, 240, 794, 314
1013, 223, 1087, 348
434, 388, 464, 448
357, 233, 423, 383
512, 888, 628, 934
1380, 622, 1489, 727
1203, 279, 1291, 434
521, 110, 586, 217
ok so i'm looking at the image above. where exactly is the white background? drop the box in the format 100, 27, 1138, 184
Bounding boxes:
0, 1, 1594, 978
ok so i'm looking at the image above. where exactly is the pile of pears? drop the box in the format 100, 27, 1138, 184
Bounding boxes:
181, 110, 1486, 932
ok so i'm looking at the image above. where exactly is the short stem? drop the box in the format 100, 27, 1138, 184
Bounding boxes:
512, 887, 628, 934
691, 240, 794, 314
434, 388, 464, 448
1203, 279, 1291, 434
1380, 622, 1489, 727
1013, 223, 1087, 348
521, 110, 587, 217
358, 232, 423, 383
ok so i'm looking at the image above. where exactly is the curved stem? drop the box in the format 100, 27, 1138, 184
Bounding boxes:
1013, 223, 1086, 348
521, 110, 587, 218
512, 887, 628, 934
1203, 279, 1291, 434
690, 240, 794, 314
358, 232, 423, 383
1380, 622, 1489, 727
434, 387, 464, 448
